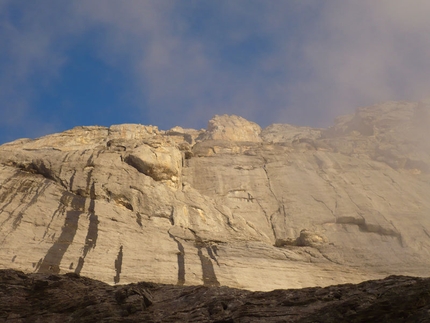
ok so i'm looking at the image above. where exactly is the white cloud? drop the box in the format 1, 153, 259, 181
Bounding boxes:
288, 0, 430, 124
67, 1, 318, 129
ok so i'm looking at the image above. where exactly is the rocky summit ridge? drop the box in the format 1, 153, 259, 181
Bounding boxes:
0, 101, 429, 291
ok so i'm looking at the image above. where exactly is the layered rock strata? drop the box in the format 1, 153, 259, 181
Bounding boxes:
0, 101, 429, 291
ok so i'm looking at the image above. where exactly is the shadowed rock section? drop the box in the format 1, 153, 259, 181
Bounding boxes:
75, 184, 99, 274
197, 246, 220, 287
75, 212, 99, 275
169, 233, 186, 285
1, 269, 430, 322
114, 246, 123, 284
36, 210, 81, 274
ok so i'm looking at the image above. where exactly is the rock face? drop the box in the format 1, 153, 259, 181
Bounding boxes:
0, 101, 430, 291
1, 269, 430, 322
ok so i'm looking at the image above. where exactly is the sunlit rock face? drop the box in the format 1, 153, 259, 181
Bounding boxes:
0, 101, 429, 291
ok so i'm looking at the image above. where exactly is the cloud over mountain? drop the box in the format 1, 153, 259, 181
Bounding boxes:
1, 1, 430, 143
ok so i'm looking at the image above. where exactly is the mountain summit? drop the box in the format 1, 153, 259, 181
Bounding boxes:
0, 101, 429, 291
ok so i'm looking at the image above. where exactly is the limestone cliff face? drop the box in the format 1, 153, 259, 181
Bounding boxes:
1, 101, 429, 291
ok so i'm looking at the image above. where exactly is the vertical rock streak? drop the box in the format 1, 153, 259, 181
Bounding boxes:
36, 209, 81, 274
206, 246, 220, 266
0, 178, 44, 227
75, 212, 99, 275
75, 184, 99, 274
0, 171, 19, 206
42, 200, 66, 240
114, 246, 123, 284
169, 233, 186, 286
197, 247, 220, 287
13, 181, 50, 230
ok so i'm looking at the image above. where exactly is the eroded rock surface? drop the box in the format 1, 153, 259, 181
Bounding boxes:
1, 101, 430, 291
1, 269, 430, 322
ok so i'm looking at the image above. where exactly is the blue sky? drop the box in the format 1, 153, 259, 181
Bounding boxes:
1, 1, 430, 144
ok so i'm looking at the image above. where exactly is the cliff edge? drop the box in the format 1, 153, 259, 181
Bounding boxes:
0, 101, 429, 291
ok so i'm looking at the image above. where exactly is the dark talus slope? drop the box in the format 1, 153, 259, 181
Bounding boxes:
1, 269, 430, 323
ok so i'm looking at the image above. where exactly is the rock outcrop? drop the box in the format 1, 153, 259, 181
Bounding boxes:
2, 269, 430, 322
0, 101, 430, 291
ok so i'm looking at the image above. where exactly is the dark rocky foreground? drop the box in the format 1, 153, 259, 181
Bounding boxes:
1, 270, 430, 322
